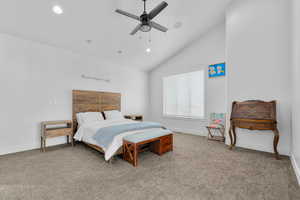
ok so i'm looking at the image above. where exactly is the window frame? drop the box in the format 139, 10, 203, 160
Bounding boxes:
162, 70, 206, 120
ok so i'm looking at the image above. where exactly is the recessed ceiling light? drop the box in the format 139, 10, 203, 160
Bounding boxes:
52, 5, 63, 15
146, 48, 151, 53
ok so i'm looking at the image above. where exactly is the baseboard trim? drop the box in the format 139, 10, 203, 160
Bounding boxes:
0, 143, 72, 157
170, 127, 207, 137
291, 154, 300, 185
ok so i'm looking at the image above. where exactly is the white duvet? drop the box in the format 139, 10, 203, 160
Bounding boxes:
73, 119, 163, 161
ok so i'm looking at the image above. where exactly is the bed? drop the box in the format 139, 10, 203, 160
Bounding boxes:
72, 90, 172, 161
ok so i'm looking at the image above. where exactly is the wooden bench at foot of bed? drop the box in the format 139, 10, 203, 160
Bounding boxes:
123, 133, 173, 167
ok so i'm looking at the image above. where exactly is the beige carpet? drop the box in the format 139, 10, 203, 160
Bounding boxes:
0, 133, 299, 200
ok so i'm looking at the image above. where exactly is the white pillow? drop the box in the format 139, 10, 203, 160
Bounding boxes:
76, 112, 104, 126
104, 110, 124, 120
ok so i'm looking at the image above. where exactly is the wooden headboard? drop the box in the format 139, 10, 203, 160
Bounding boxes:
72, 90, 121, 133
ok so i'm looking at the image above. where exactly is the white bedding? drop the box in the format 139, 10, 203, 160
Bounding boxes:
73, 119, 163, 161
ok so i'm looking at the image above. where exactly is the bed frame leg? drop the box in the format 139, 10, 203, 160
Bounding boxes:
107, 156, 114, 164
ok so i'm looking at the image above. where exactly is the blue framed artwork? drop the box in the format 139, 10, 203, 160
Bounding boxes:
208, 63, 226, 78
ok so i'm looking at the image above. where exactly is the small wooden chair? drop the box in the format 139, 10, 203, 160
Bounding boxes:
206, 113, 226, 142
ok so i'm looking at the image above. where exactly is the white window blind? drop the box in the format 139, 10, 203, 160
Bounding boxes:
163, 70, 205, 119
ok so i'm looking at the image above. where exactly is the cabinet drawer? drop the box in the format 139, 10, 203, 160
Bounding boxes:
45, 128, 72, 138
160, 144, 172, 154
235, 121, 274, 130
160, 135, 172, 145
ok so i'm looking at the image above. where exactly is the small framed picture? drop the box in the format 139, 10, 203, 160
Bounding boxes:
208, 63, 226, 78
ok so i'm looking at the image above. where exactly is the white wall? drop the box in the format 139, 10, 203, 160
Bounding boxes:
226, 0, 292, 155
291, 0, 300, 184
149, 24, 226, 135
0, 33, 149, 155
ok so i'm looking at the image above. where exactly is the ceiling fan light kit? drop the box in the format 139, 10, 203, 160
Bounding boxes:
115, 0, 168, 35
140, 24, 151, 32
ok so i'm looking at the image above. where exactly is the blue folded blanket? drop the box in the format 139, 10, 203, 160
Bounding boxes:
93, 122, 164, 150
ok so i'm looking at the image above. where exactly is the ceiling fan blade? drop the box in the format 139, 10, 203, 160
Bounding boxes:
150, 21, 168, 32
148, 1, 168, 20
115, 9, 140, 21
130, 24, 142, 35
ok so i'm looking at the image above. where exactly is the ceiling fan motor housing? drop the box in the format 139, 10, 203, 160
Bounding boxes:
140, 12, 151, 32
140, 13, 149, 24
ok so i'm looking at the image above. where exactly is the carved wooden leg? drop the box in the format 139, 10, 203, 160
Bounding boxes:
229, 126, 233, 150
273, 128, 280, 160
232, 126, 237, 147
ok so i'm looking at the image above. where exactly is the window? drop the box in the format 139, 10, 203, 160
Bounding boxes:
163, 70, 205, 119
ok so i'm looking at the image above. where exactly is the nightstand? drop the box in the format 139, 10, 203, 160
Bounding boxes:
41, 120, 73, 152
124, 115, 143, 121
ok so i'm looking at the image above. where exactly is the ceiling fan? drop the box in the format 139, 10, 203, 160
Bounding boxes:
115, 0, 168, 35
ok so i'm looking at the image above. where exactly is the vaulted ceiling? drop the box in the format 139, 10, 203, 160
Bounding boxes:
0, 0, 231, 71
